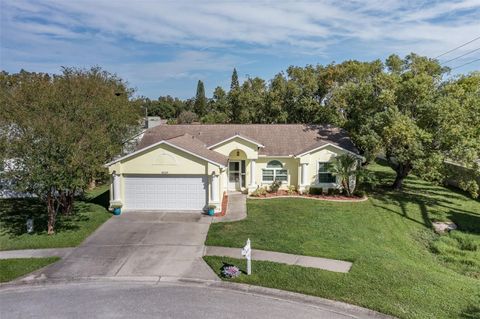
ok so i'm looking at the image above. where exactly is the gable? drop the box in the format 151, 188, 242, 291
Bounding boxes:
298, 144, 361, 165
210, 136, 259, 159
108, 143, 209, 175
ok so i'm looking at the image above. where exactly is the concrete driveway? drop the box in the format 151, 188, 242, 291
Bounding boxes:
42, 212, 218, 281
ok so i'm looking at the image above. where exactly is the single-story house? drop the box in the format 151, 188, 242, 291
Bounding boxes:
106, 124, 362, 212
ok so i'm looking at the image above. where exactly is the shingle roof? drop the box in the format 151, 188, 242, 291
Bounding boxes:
164, 133, 228, 166
138, 124, 359, 156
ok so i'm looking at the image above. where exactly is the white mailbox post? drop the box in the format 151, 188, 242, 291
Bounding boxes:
241, 238, 252, 275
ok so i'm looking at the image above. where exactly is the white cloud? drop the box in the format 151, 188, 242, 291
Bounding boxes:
1, 0, 479, 97
3, 0, 477, 51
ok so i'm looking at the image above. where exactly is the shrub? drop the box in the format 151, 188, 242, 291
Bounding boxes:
309, 187, 323, 195
207, 204, 216, 210
353, 190, 366, 198
357, 169, 378, 191
251, 187, 267, 197
327, 188, 335, 196
177, 110, 198, 124
270, 180, 282, 193
287, 185, 296, 195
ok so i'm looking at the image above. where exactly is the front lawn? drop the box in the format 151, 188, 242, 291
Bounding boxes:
0, 185, 111, 251
0, 257, 60, 282
205, 162, 480, 319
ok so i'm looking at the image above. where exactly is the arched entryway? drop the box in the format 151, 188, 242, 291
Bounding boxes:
228, 149, 247, 191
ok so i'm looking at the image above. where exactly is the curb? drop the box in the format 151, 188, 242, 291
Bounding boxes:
0, 276, 396, 319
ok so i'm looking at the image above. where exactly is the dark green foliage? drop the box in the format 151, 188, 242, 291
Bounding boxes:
194, 80, 207, 117
309, 187, 323, 195
1, 68, 140, 233
270, 180, 282, 193
353, 189, 366, 197
230, 68, 239, 91
139, 95, 186, 119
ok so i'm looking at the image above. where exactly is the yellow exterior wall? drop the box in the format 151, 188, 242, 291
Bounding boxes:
107, 143, 225, 210
255, 157, 299, 189
106, 138, 355, 202
211, 137, 259, 159
121, 143, 208, 175
301, 145, 351, 186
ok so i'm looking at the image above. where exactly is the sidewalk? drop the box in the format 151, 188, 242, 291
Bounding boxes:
213, 192, 247, 223
205, 246, 352, 273
0, 248, 74, 260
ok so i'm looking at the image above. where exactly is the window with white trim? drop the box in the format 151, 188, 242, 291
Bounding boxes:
318, 162, 336, 183
262, 160, 288, 182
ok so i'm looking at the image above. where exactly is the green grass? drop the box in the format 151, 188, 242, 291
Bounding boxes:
0, 257, 60, 282
205, 161, 480, 319
0, 185, 111, 251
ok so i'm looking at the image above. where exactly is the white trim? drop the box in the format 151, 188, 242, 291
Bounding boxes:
261, 168, 288, 184
105, 140, 226, 168
208, 134, 265, 149
316, 161, 338, 185
296, 143, 364, 159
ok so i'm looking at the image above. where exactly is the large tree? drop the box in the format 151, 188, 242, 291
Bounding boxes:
329, 54, 480, 191
202, 86, 229, 123
194, 80, 207, 117
229, 68, 241, 122
1, 67, 141, 233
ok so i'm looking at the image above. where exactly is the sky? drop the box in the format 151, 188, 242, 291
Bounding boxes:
1, 0, 480, 99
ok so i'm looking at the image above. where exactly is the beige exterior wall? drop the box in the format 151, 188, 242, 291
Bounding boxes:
211, 137, 259, 159
107, 139, 358, 209
255, 157, 299, 189
299, 145, 354, 189
107, 143, 224, 211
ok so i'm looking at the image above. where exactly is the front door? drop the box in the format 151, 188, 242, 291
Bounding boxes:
228, 161, 241, 190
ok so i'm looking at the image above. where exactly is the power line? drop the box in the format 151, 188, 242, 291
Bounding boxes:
435, 35, 480, 59
450, 58, 480, 70
441, 47, 480, 65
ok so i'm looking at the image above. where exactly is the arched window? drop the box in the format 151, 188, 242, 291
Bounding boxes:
262, 160, 288, 182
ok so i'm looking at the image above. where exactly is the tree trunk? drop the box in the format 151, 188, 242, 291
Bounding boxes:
61, 191, 74, 215
392, 163, 412, 191
342, 178, 351, 196
47, 192, 56, 235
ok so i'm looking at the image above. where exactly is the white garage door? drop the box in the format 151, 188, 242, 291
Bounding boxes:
124, 175, 207, 211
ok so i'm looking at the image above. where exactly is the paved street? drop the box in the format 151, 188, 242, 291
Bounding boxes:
41, 212, 218, 281
0, 281, 380, 319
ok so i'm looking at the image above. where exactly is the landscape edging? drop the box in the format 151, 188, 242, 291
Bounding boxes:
247, 195, 368, 202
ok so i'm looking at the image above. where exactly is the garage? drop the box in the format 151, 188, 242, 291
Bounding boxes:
123, 175, 207, 211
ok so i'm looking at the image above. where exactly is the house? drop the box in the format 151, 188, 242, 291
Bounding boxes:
106, 124, 362, 212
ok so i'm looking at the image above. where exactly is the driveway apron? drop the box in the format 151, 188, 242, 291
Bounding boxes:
42, 212, 219, 281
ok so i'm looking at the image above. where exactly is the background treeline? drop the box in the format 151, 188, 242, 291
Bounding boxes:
138, 53, 480, 195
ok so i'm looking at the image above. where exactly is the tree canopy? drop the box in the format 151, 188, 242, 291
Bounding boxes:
159, 54, 479, 194
1, 67, 141, 233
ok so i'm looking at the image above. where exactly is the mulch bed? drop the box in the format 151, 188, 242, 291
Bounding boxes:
213, 192, 228, 217
249, 190, 366, 201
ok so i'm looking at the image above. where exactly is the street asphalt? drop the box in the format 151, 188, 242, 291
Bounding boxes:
0, 281, 381, 319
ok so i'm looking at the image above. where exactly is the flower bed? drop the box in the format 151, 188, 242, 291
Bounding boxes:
213, 192, 228, 217
249, 189, 367, 202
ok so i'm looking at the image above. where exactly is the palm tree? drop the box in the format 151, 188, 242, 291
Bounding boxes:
329, 154, 359, 196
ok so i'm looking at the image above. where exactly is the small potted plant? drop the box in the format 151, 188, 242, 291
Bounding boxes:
110, 202, 122, 215
207, 204, 216, 216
